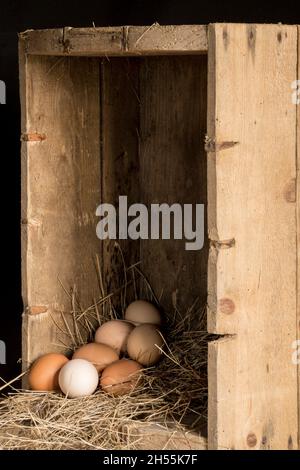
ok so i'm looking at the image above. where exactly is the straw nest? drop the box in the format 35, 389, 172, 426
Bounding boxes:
0, 252, 210, 450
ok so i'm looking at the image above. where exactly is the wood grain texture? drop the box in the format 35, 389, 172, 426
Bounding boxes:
21, 26, 208, 56
19, 29, 64, 55
207, 23, 298, 450
22, 312, 74, 373
20, 46, 101, 368
64, 27, 124, 56
101, 58, 140, 304
139, 56, 208, 314
127, 25, 208, 55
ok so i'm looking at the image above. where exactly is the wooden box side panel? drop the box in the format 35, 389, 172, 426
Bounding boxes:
20, 46, 101, 367
20, 25, 208, 57
207, 23, 298, 450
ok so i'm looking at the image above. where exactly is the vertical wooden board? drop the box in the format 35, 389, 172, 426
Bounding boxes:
207, 24, 298, 449
101, 58, 140, 307
139, 56, 208, 314
20, 49, 101, 366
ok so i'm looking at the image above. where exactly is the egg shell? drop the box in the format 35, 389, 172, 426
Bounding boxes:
72, 342, 118, 372
94, 320, 134, 354
58, 359, 99, 398
127, 324, 164, 366
100, 359, 143, 396
28, 353, 69, 391
124, 300, 161, 326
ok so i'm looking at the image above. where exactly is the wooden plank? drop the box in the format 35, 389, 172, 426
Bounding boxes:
19, 39, 101, 368
207, 23, 298, 450
21, 26, 208, 56
208, 335, 236, 449
64, 27, 124, 56
101, 58, 140, 304
124, 423, 207, 450
139, 56, 208, 313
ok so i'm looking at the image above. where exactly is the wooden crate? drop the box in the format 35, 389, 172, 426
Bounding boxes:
19, 24, 300, 450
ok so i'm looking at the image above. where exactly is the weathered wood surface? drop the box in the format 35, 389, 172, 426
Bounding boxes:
19, 43, 101, 369
20, 25, 208, 56
127, 25, 208, 55
125, 423, 207, 450
101, 58, 140, 305
207, 23, 298, 450
297, 25, 300, 452
139, 56, 208, 313
99, 55, 208, 314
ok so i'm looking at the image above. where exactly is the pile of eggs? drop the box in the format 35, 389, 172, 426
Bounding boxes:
28, 300, 164, 398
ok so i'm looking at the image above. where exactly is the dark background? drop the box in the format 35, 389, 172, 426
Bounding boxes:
1, 0, 300, 382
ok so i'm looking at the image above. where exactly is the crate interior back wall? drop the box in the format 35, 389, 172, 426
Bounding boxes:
20, 24, 300, 450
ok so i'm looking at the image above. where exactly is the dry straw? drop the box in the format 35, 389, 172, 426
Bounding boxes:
0, 248, 210, 450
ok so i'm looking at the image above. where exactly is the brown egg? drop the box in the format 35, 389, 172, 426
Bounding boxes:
94, 320, 134, 354
29, 353, 69, 391
100, 359, 143, 396
124, 300, 161, 326
72, 343, 118, 372
127, 324, 164, 366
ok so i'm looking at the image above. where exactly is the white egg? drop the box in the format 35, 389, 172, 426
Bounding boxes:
58, 358, 99, 398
